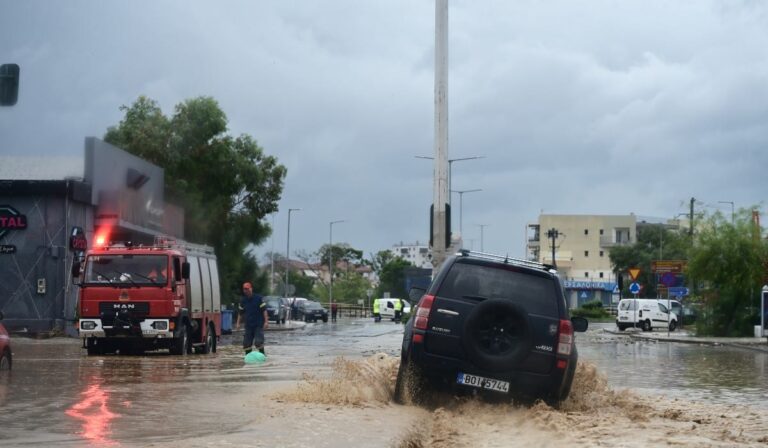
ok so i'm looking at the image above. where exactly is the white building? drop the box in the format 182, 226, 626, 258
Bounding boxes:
389, 241, 432, 268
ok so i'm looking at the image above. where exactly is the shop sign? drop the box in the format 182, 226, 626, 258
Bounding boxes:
0, 205, 27, 239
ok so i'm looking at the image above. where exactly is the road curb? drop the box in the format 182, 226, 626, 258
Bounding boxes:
602, 328, 768, 353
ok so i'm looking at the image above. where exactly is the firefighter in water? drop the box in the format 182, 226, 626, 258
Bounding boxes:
236, 282, 269, 355
372, 298, 381, 323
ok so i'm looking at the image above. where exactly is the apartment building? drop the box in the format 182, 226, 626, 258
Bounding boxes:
390, 241, 433, 269
526, 214, 637, 308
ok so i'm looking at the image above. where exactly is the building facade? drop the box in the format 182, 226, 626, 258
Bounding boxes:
526, 214, 637, 308
0, 138, 183, 333
389, 241, 433, 269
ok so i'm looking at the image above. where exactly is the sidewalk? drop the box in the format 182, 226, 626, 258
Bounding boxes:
603, 327, 768, 353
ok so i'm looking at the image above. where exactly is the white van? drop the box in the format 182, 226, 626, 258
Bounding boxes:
616, 299, 679, 332
378, 298, 411, 320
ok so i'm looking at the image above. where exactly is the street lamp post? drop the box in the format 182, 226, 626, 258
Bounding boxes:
329, 219, 345, 315
415, 155, 485, 205
450, 189, 481, 239
270, 213, 276, 294
718, 201, 735, 224
285, 208, 300, 302
477, 224, 489, 252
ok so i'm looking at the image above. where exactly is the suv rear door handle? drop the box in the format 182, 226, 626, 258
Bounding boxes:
437, 308, 459, 316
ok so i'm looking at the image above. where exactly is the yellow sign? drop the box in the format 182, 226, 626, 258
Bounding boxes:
628, 268, 641, 281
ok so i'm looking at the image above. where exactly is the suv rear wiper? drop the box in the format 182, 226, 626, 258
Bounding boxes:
462, 294, 491, 301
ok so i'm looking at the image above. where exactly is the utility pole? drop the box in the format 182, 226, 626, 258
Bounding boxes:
689, 197, 695, 237
285, 208, 300, 299
431, 0, 450, 268
478, 224, 488, 252
547, 228, 559, 268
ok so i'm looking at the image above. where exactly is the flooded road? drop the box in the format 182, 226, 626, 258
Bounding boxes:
1, 319, 767, 447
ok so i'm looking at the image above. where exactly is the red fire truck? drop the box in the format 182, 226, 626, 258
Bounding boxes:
73, 236, 221, 355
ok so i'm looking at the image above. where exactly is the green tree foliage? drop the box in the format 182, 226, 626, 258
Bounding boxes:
688, 210, 768, 336
609, 224, 689, 297
312, 272, 369, 304
372, 250, 413, 299
105, 96, 287, 301
317, 244, 363, 270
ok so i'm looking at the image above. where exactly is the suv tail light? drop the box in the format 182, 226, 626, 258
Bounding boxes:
413, 294, 436, 331
556, 319, 574, 357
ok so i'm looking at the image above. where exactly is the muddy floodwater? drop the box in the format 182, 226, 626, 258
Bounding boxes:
1, 319, 767, 447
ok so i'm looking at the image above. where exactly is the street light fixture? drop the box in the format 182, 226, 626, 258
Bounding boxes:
285, 208, 300, 301
450, 188, 482, 239
329, 219, 346, 315
415, 155, 485, 205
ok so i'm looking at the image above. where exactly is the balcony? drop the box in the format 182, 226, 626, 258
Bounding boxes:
599, 236, 632, 248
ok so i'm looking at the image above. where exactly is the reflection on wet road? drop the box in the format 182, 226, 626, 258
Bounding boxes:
0, 319, 767, 446
579, 323, 768, 409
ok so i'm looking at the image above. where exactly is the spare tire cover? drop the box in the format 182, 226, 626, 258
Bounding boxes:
462, 299, 532, 372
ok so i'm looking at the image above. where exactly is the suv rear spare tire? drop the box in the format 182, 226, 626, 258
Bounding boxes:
462, 299, 532, 372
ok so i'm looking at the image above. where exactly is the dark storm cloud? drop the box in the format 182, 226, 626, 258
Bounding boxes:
1, 0, 766, 258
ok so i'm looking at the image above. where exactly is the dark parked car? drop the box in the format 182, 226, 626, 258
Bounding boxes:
296, 301, 328, 323
0, 312, 11, 371
395, 250, 588, 405
264, 296, 288, 324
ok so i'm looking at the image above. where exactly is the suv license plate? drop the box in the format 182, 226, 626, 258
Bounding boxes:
456, 373, 510, 393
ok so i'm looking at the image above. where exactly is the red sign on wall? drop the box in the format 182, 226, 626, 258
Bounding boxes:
0, 205, 27, 239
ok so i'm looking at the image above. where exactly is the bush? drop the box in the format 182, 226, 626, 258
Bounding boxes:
571, 300, 610, 319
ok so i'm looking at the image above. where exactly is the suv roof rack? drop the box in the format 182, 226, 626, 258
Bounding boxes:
457, 249, 556, 272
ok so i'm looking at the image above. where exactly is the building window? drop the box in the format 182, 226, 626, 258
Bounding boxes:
600, 250, 604, 257
584, 251, 589, 257
584, 272, 589, 278
584, 229, 589, 235
599, 272, 604, 278
599, 229, 604, 235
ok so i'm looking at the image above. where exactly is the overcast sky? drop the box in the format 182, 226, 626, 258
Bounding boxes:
2, 0, 767, 261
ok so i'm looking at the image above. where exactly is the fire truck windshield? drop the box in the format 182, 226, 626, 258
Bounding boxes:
84, 254, 169, 287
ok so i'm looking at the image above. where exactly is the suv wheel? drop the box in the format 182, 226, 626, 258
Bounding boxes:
462, 299, 532, 372
393, 355, 429, 405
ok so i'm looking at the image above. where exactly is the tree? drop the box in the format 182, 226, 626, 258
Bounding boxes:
104, 96, 287, 301
687, 210, 767, 336
312, 272, 369, 304
372, 250, 413, 299
610, 224, 689, 297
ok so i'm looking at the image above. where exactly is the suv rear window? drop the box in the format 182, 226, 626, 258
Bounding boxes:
437, 261, 560, 316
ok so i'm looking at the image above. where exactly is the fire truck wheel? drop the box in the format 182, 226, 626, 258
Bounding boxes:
86, 338, 104, 356
170, 324, 189, 356
202, 325, 214, 354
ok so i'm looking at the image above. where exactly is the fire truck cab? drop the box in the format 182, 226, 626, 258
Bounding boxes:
73, 237, 221, 355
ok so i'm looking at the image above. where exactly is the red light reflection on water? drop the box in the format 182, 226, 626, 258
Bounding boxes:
65, 383, 120, 445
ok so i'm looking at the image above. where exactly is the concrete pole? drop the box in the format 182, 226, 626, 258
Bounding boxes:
432, 0, 449, 267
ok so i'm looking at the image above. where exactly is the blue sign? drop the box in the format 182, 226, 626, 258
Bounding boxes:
668, 287, 689, 297
563, 281, 617, 291
629, 282, 641, 294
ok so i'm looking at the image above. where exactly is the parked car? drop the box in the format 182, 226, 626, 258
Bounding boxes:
0, 312, 11, 371
264, 296, 288, 324
616, 299, 679, 331
394, 250, 588, 405
378, 298, 412, 321
296, 301, 328, 323
287, 297, 309, 319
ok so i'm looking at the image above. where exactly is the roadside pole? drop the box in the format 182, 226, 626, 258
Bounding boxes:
667, 290, 671, 338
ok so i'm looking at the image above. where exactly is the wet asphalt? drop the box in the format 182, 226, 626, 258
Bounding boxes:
0, 319, 767, 446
